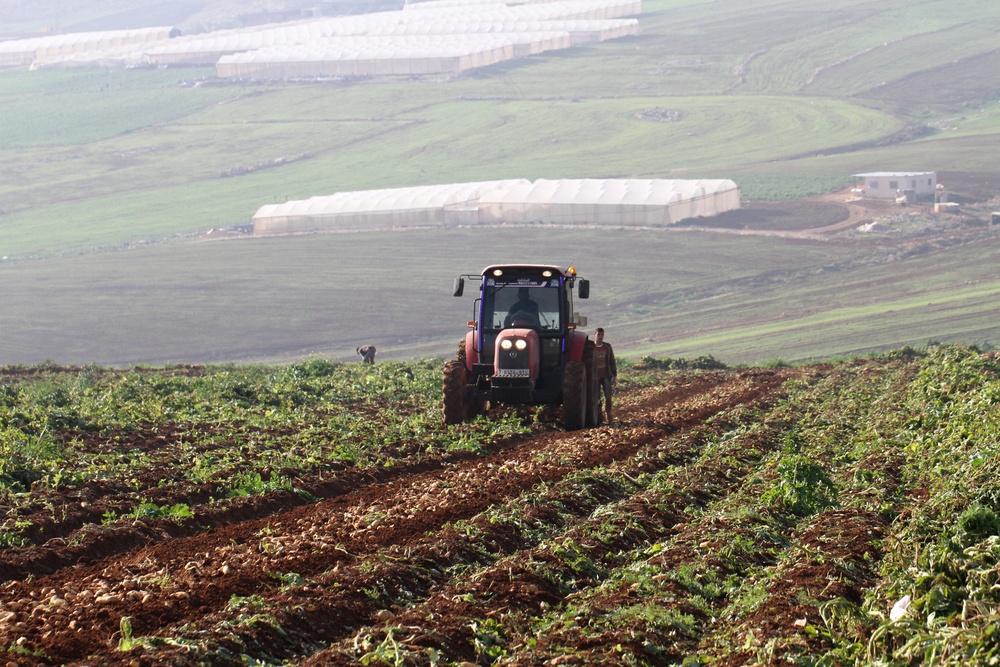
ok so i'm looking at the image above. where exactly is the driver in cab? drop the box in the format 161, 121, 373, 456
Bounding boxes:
504, 287, 539, 327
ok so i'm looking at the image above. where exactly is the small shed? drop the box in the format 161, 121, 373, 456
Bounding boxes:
853, 172, 937, 201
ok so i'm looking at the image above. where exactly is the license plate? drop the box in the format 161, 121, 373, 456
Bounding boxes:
495, 369, 530, 377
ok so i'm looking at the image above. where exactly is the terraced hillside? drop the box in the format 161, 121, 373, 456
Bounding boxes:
4, 0, 1000, 367
2, 345, 1000, 664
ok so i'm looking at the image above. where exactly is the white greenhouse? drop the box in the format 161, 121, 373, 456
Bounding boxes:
476, 178, 741, 225
361, 19, 638, 45
0, 27, 177, 68
1, 0, 641, 75
251, 180, 531, 234
216, 33, 573, 77
250, 178, 741, 235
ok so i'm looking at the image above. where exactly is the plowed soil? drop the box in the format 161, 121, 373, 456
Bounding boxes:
0, 366, 887, 666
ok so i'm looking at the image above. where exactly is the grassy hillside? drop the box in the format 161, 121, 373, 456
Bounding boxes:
1, 0, 1000, 364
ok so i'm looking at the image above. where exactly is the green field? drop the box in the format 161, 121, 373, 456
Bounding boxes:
2, 0, 1000, 365
6, 347, 1000, 663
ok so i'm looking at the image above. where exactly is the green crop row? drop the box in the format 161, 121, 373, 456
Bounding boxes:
0, 359, 529, 547
691, 344, 1000, 664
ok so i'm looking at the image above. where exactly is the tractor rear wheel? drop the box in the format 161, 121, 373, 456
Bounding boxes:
443, 360, 469, 425
562, 360, 587, 430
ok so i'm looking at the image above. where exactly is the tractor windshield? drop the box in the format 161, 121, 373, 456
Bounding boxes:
483, 280, 562, 331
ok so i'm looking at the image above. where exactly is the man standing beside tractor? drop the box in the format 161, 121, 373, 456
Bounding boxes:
593, 327, 617, 423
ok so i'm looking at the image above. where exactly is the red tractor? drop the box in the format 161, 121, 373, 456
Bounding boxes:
443, 264, 601, 430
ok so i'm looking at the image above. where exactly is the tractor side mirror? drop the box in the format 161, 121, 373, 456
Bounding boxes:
453, 277, 465, 297
577, 279, 590, 299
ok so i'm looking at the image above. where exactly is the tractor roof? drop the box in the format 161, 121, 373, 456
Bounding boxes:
480, 264, 577, 279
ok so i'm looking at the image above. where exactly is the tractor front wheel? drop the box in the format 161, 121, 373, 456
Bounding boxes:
443, 360, 469, 425
562, 360, 587, 430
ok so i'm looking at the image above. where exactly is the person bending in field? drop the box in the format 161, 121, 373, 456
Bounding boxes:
593, 327, 617, 423
357, 345, 376, 364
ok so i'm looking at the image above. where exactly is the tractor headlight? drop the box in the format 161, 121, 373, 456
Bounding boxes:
499, 338, 528, 351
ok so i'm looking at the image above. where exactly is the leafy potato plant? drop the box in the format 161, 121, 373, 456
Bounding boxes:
0, 358, 527, 546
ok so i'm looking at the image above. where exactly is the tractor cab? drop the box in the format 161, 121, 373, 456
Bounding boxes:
464, 265, 587, 391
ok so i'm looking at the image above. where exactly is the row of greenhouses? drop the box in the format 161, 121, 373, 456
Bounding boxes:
0, 27, 178, 68
0, 0, 641, 77
250, 178, 742, 234
215, 33, 577, 77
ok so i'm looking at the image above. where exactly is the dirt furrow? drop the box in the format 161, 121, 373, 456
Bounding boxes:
316, 401, 790, 665
1, 369, 793, 666
147, 369, 795, 666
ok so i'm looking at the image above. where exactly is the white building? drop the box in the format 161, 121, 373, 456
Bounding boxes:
854, 172, 937, 200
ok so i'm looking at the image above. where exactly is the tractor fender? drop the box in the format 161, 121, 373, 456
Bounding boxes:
464, 330, 479, 371
566, 330, 589, 362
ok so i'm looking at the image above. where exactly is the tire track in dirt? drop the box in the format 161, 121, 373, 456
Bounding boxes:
0, 368, 796, 666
